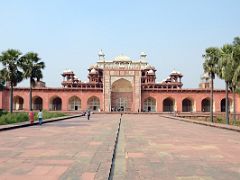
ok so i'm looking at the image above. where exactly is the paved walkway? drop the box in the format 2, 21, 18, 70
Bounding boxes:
114, 114, 240, 180
0, 114, 120, 180
0, 114, 240, 180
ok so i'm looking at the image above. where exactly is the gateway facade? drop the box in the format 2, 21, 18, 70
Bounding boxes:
0, 51, 239, 113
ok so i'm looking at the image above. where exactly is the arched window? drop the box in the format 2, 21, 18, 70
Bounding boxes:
201, 98, 210, 112
50, 96, 62, 111
87, 96, 100, 112
13, 96, 24, 110
33, 96, 43, 110
163, 98, 174, 112
69, 96, 81, 111
221, 98, 232, 112
143, 97, 156, 112
182, 98, 193, 112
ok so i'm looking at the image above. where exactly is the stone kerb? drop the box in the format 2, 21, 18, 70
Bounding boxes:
161, 114, 240, 133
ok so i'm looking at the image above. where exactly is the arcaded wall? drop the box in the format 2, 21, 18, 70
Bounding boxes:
2, 87, 240, 113
10, 88, 103, 112
141, 90, 240, 113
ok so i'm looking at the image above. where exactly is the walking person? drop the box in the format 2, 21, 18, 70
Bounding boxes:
38, 109, 43, 125
86, 109, 91, 120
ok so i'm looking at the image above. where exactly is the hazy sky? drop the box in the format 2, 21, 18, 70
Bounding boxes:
0, 0, 239, 88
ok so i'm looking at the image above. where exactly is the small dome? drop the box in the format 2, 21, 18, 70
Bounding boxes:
170, 69, 182, 76
140, 52, 147, 56
93, 64, 98, 68
74, 75, 79, 80
114, 55, 131, 62
151, 66, 155, 70
171, 70, 178, 74
147, 69, 154, 75
90, 68, 98, 74
98, 49, 105, 56
89, 64, 95, 69
63, 69, 73, 73
145, 64, 151, 69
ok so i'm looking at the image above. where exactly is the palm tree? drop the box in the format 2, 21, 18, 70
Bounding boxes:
19, 52, 45, 110
203, 47, 220, 123
0, 73, 5, 90
0, 49, 23, 113
232, 37, 240, 124
218, 44, 234, 125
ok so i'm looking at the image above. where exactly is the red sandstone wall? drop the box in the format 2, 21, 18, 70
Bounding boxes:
12, 89, 103, 111
1, 88, 240, 113
141, 91, 239, 113
2, 90, 9, 111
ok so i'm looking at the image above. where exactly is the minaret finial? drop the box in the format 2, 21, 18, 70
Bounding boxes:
140, 52, 147, 62
98, 49, 105, 61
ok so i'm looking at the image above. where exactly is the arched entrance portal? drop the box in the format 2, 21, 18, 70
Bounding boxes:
13, 96, 24, 110
87, 96, 100, 112
163, 98, 175, 112
69, 96, 81, 111
221, 98, 232, 112
33, 96, 43, 110
111, 78, 133, 112
143, 97, 156, 112
182, 98, 193, 112
201, 98, 210, 112
50, 96, 62, 111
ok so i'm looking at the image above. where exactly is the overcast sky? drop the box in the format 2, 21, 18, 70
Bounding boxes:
0, 0, 239, 88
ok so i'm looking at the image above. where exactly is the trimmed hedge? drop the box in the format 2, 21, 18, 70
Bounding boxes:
0, 111, 67, 125
34, 110, 66, 120
0, 112, 28, 125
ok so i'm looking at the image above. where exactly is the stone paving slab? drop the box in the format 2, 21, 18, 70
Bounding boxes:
113, 114, 240, 180
0, 114, 120, 180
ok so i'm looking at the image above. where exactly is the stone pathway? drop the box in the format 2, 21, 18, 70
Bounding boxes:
115, 114, 240, 180
1, 114, 240, 179
0, 114, 120, 180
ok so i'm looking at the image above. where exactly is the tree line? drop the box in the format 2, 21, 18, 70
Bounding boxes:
0, 49, 45, 113
203, 36, 240, 124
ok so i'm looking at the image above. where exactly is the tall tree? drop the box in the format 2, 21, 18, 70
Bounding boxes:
19, 52, 45, 110
203, 47, 220, 123
0, 73, 5, 90
232, 37, 240, 124
218, 44, 234, 124
0, 49, 23, 113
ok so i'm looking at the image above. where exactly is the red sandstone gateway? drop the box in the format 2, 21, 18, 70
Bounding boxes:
0, 51, 239, 113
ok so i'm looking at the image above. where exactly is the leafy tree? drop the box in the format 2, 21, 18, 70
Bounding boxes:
203, 47, 221, 123
232, 37, 240, 123
0, 73, 5, 90
0, 49, 23, 113
218, 44, 234, 124
19, 52, 45, 110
